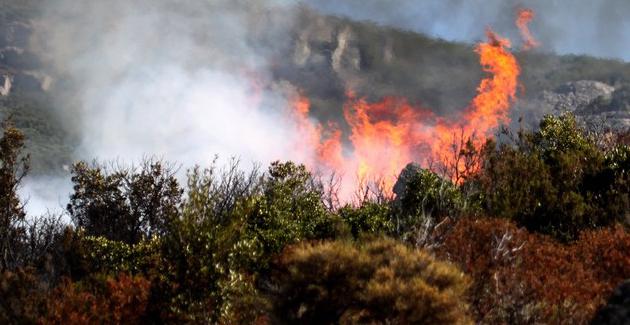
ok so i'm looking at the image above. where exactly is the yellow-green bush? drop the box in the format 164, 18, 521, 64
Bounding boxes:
266, 238, 471, 324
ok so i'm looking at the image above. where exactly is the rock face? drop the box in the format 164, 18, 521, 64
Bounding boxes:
591, 280, 630, 325
520, 80, 630, 130
0, 74, 12, 96
293, 14, 362, 77
542, 80, 615, 113
392, 163, 423, 199
0, 17, 51, 94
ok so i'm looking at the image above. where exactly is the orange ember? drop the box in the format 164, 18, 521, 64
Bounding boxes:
516, 8, 540, 50
290, 27, 521, 202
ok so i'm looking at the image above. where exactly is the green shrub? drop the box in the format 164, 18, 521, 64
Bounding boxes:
244, 161, 343, 267
67, 159, 183, 244
472, 114, 629, 240
338, 202, 393, 238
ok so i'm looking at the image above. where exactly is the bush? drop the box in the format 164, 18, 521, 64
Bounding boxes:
67, 159, 183, 244
266, 238, 471, 324
338, 201, 393, 238
43, 273, 151, 325
64, 230, 161, 280
243, 161, 343, 268
392, 164, 464, 237
437, 217, 630, 324
471, 114, 629, 240
0, 268, 47, 324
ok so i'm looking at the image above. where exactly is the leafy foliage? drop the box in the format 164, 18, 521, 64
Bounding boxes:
0, 113, 627, 324
338, 201, 393, 238
471, 114, 630, 240
67, 160, 183, 244
267, 238, 471, 324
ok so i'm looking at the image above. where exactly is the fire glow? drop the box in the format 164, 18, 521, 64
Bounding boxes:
286, 10, 536, 202
516, 8, 540, 50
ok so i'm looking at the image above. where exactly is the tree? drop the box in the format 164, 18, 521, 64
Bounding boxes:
67, 159, 182, 244
0, 119, 29, 271
470, 114, 629, 240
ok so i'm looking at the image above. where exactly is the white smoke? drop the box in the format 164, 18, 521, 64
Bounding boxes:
23, 0, 319, 215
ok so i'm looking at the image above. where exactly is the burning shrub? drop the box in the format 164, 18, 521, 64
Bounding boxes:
67, 159, 183, 244
266, 238, 471, 324
471, 114, 629, 240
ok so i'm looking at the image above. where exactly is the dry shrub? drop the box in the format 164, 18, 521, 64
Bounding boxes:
437, 217, 630, 324
43, 273, 150, 325
267, 238, 472, 324
0, 268, 47, 324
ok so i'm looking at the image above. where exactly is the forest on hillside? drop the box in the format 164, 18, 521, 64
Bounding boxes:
0, 113, 629, 324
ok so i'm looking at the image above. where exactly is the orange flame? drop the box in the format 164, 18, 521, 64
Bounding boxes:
290, 27, 521, 202
516, 8, 540, 50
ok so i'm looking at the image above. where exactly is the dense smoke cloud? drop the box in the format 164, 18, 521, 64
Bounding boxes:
35, 0, 309, 164
307, 0, 630, 61
24, 0, 317, 215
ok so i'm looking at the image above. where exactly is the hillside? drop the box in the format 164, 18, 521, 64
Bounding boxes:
1, 2, 630, 167
0, 2, 628, 324
2, 4, 630, 173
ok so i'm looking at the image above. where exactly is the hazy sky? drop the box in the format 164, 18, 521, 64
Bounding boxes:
306, 0, 630, 61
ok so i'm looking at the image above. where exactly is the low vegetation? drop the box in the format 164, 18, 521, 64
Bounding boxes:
0, 113, 628, 324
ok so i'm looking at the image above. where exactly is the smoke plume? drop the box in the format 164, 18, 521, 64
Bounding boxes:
24, 0, 319, 214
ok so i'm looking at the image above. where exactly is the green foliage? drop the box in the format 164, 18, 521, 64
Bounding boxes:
267, 238, 472, 324
472, 114, 629, 240
398, 167, 463, 219
338, 202, 393, 238
67, 160, 183, 244
72, 232, 161, 276
246, 161, 343, 260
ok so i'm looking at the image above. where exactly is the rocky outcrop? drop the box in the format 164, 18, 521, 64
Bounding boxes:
0, 18, 51, 94
0, 74, 12, 96
542, 80, 615, 113
293, 15, 361, 77
520, 80, 630, 130
392, 163, 423, 199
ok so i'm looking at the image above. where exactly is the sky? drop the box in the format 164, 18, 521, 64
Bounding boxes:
307, 0, 630, 61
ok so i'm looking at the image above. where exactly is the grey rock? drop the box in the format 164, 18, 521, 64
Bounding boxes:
392, 162, 423, 198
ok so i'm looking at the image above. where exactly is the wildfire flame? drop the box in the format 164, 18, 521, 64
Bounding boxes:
516, 8, 540, 50
283, 12, 538, 202
289, 28, 520, 201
